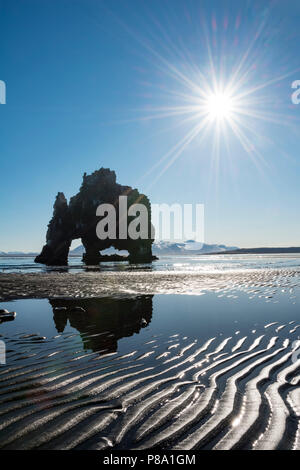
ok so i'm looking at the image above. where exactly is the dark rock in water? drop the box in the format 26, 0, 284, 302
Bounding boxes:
0, 309, 9, 314
0, 311, 16, 322
35, 168, 156, 266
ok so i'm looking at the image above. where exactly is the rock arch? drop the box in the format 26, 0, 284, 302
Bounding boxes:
35, 168, 155, 266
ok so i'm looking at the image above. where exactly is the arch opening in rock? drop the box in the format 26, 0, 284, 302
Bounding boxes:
35, 168, 156, 266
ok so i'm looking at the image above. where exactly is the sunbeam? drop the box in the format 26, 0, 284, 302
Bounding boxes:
117, 6, 300, 190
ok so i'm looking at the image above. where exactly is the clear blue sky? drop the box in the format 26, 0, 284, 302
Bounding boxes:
1, 0, 300, 251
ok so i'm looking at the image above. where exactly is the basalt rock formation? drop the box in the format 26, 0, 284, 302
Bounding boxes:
35, 168, 155, 266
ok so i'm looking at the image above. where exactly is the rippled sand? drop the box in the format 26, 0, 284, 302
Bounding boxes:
0, 266, 300, 300
0, 321, 300, 450
0, 264, 300, 450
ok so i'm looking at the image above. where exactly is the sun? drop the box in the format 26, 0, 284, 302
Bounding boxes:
205, 92, 235, 121
133, 11, 297, 188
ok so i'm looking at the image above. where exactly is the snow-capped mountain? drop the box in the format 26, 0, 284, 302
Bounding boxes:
69, 241, 238, 256
0, 241, 238, 257
152, 240, 238, 255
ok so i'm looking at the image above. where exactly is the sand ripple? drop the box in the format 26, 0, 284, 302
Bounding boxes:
0, 321, 299, 450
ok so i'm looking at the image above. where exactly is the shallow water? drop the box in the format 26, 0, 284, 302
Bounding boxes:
1, 268, 300, 449
1, 253, 300, 273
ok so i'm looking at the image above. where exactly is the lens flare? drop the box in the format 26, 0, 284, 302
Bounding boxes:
117, 7, 300, 189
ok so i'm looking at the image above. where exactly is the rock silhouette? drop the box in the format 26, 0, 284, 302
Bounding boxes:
49, 296, 153, 354
35, 168, 155, 265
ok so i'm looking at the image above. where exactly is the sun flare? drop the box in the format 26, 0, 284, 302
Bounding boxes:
132, 10, 298, 189
205, 92, 235, 121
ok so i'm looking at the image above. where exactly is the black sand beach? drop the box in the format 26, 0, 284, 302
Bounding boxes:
1, 257, 300, 450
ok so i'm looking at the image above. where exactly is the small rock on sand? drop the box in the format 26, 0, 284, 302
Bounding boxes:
0, 311, 17, 321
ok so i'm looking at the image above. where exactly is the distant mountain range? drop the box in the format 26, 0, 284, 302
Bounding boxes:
63, 241, 240, 256
152, 241, 239, 255
2, 244, 300, 257
208, 247, 300, 255
0, 251, 39, 256
0, 242, 237, 257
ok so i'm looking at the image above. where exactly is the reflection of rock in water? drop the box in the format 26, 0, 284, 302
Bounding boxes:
49, 296, 153, 354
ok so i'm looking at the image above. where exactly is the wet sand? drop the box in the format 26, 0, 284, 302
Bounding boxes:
0, 264, 300, 450
0, 266, 300, 300
0, 298, 299, 450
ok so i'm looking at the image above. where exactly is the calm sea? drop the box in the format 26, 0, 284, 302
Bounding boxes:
1, 253, 300, 273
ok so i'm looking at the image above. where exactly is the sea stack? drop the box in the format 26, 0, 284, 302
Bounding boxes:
35, 168, 155, 266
